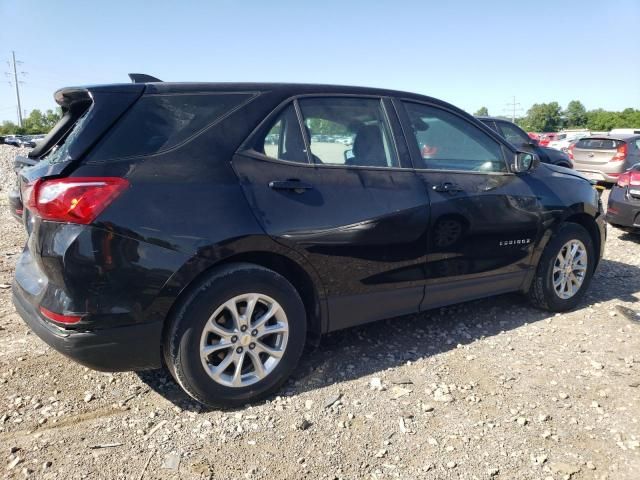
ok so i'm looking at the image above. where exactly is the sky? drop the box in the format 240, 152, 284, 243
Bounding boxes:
1, 0, 639, 123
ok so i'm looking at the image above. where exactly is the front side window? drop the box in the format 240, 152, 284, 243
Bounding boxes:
256, 104, 308, 163
298, 97, 399, 168
403, 102, 506, 172
497, 122, 530, 147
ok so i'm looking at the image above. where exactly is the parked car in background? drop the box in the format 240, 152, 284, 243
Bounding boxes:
571, 134, 640, 184
607, 163, 640, 233
4, 135, 23, 147
477, 117, 573, 168
548, 131, 590, 151
8, 155, 37, 220
2, 135, 41, 148
13, 80, 605, 407
528, 132, 540, 141
539, 133, 557, 147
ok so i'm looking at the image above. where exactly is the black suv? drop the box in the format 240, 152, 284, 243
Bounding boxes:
12, 81, 605, 407
477, 116, 573, 168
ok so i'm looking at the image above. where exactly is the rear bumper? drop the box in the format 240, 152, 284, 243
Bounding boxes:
575, 169, 621, 184
12, 277, 163, 372
607, 187, 640, 230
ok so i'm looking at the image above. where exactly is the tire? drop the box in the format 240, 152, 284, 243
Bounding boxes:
164, 263, 307, 408
528, 223, 595, 312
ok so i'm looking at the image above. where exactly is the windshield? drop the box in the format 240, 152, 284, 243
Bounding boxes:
45, 110, 92, 164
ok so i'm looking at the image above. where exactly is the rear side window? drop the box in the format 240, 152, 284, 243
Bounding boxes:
497, 122, 530, 147
298, 97, 399, 168
575, 138, 623, 150
90, 93, 252, 161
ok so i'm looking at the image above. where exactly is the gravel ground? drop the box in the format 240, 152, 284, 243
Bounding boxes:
0, 144, 638, 479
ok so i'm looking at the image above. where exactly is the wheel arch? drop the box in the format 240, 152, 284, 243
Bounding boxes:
523, 209, 602, 293
563, 212, 602, 268
160, 249, 327, 354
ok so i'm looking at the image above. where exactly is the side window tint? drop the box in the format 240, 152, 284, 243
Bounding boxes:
91, 93, 252, 161
257, 104, 308, 163
298, 97, 398, 168
498, 122, 529, 147
403, 102, 506, 172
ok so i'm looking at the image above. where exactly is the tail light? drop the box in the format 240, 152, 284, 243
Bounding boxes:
26, 177, 129, 224
568, 143, 575, 160
617, 171, 640, 188
611, 143, 627, 162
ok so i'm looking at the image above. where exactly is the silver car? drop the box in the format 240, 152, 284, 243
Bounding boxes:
571, 134, 640, 184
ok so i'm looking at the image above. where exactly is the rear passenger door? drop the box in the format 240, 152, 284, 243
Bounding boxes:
233, 96, 430, 331
396, 100, 543, 309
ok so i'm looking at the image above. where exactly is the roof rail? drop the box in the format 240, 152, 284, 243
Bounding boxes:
128, 73, 163, 83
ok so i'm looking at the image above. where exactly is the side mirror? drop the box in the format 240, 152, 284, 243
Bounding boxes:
511, 152, 538, 173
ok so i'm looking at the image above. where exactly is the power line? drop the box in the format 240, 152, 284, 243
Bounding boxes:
5, 51, 27, 127
504, 96, 523, 122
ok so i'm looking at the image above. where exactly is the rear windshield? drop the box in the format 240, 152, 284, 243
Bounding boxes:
575, 138, 623, 150
46, 111, 92, 164
89, 93, 252, 161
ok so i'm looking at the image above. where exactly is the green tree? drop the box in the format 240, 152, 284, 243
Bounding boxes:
564, 100, 587, 128
585, 109, 619, 131
524, 102, 563, 132
474, 106, 489, 116
0, 120, 20, 135
1, 108, 62, 136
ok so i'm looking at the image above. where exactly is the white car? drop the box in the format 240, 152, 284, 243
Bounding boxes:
548, 131, 590, 151
335, 137, 353, 146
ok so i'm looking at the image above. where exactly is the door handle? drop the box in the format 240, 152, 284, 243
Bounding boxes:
432, 182, 464, 193
269, 179, 313, 193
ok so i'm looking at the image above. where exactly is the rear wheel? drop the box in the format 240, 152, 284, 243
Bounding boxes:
528, 223, 595, 311
165, 263, 306, 408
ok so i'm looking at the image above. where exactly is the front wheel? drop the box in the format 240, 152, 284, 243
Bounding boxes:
165, 263, 307, 408
528, 223, 595, 311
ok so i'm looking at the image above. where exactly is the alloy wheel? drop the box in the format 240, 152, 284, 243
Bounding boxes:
552, 239, 588, 300
199, 293, 289, 387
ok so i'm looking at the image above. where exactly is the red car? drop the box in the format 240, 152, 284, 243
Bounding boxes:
539, 133, 557, 147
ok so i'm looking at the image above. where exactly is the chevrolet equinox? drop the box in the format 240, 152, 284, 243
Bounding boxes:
12, 79, 606, 407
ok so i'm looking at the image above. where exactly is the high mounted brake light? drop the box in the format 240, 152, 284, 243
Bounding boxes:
27, 177, 129, 224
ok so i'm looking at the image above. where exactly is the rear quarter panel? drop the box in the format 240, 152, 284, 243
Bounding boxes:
63, 91, 326, 328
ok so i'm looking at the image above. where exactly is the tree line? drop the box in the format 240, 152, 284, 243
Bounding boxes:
474, 101, 640, 132
0, 109, 62, 135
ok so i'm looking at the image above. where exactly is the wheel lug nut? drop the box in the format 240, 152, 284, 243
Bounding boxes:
249, 343, 255, 350
251, 329, 258, 336
236, 347, 243, 354
231, 336, 238, 343
241, 325, 248, 332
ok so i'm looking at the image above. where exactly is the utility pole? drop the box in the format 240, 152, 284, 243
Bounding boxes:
504, 96, 523, 123
7, 51, 25, 127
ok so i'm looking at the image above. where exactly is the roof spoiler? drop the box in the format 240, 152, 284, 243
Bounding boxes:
128, 73, 163, 83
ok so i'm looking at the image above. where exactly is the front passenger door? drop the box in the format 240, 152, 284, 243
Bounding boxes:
397, 101, 544, 309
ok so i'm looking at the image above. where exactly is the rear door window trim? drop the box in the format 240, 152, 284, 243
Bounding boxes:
239, 94, 410, 171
